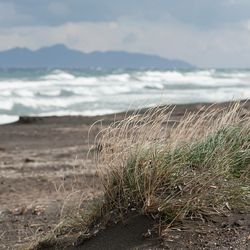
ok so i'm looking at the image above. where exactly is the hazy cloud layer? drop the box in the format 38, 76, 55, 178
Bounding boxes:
0, 0, 250, 67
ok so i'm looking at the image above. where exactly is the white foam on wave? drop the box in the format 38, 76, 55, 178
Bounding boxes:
37, 89, 61, 97
137, 70, 245, 86
0, 99, 14, 111
41, 70, 75, 81
0, 69, 250, 121
38, 109, 120, 117
0, 115, 19, 125
102, 73, 131, 82
14, 95, 98, 109
0, 90, 12, 97
58, 76, 97, 86
13, 89, 34, 97
0, 79, 52, 91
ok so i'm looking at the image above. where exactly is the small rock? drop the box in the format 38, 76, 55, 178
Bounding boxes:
233, 219, 245, 227
24, 158, 35, 163
221, 222, 228, 228
33, 205, 45, 216
0, 147, 5, 152
37, 227, 43, 232
9, 187, 16, 192
24, 223, 29, 228
12, 206, 28, 215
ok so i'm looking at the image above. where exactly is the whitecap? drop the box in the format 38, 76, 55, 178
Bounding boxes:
0, 115, 19, 125
41, 69, 75, 81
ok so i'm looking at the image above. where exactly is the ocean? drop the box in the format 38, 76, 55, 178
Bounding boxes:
0, 68, 250, 125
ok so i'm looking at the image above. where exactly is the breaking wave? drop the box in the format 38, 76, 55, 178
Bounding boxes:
0, 68, 250, 124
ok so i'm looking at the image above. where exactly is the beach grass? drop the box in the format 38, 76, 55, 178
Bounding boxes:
97, 103, 250, 222
26, 102, 250, 249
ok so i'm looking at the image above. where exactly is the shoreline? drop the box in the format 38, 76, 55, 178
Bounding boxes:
5, 99, 250, 127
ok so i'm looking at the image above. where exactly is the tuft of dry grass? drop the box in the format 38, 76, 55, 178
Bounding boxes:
23, 198, 105, 250
26, 103, 250, 249
96, 103, 250, 222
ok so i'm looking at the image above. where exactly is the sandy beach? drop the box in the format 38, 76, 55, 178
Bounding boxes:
0, 101, 250, 249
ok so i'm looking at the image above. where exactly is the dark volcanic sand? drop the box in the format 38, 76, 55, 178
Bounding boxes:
69, 213, 250, 250
0, 102, 249, 249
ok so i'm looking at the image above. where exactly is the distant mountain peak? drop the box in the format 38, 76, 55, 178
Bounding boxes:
37, 44, 68, 51
0, 44, 195, 69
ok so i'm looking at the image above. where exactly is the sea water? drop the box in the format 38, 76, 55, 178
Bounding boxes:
0, 68, 250, 124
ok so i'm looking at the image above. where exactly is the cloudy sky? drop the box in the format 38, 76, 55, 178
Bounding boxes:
0, 0, 250, 68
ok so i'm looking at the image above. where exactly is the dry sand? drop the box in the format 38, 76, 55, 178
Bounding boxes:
0, 102, 249, 249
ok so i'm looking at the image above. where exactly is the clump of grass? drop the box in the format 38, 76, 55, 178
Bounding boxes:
26, 103, 250, 249
96, 103, 250, 222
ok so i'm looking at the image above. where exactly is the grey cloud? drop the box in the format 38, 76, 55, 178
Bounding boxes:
0, 0, 115, 26
0, 2, 33, 26
0, 0, 250, 67
48, 2, 69, 16
1, 0, 250, 28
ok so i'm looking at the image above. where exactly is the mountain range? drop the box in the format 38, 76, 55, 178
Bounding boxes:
0, 44, 194, 69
